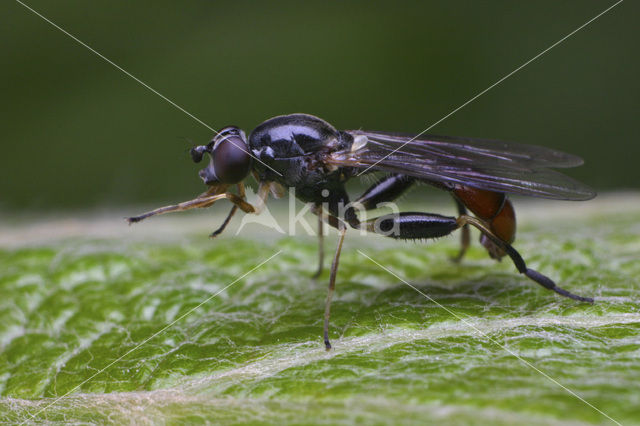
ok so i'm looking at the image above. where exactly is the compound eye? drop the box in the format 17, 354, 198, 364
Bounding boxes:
212, 134, 252, 183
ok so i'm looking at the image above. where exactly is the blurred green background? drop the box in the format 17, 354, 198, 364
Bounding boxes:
1, 0, 638, 211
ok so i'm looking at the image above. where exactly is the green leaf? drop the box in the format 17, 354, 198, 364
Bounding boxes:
1, 199, 639, 424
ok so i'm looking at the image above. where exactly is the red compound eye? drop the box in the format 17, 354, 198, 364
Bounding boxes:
212, 134, 252, 184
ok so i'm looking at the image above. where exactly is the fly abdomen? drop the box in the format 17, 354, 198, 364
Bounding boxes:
454, 186, 516, 259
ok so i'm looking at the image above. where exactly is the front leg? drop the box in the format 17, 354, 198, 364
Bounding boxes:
210, 183, 249, 238
127, 192, 256, 223
127, 181, 270, 224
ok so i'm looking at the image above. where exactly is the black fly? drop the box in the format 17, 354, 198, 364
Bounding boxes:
128, 113, 596, 349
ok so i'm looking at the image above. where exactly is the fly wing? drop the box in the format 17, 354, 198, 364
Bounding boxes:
328, 130, 596, 200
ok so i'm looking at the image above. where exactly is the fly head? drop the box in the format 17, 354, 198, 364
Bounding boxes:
192, 126, 253, 185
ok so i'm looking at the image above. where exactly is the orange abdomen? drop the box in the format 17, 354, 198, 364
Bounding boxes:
453, 186, 516, 258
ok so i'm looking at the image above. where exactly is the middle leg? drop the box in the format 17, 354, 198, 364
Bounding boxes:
318, 174, 413, 275
311, 206, 348, 349
324, 224, 347, 350
451, 198, 470, 262
312, 209, 325, 279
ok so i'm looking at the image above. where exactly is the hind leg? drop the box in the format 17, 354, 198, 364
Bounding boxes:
353, 174, 415, 210
359, 211, 593, 303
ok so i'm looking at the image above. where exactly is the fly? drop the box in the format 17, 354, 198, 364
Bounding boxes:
128, 113, 596, 350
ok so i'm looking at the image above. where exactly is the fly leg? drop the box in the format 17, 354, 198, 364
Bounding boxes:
353, 174, 415, 211
210, 183, 248, 238
318, 187, 359, 350
310, 206, 348, 349
456, 215, 593, 303
311, 175, 411, 280
353, 176, 470, 262
210, 206, 238, 238
127, 194, 233, 223
360, 212, 459, 240
127, 182, 265, 224
310, 206, 325, 279
451, 198, 470, 263
310, 201, 350, 279
320, 175, 414, 348
324, 224, 347, 350
127, 193, 255, 223
360, 212, 593, 303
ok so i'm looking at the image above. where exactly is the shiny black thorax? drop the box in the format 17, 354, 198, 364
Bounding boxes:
249, 114, 356, 204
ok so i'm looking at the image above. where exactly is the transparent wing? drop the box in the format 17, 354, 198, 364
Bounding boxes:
328, 130, 596, 200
